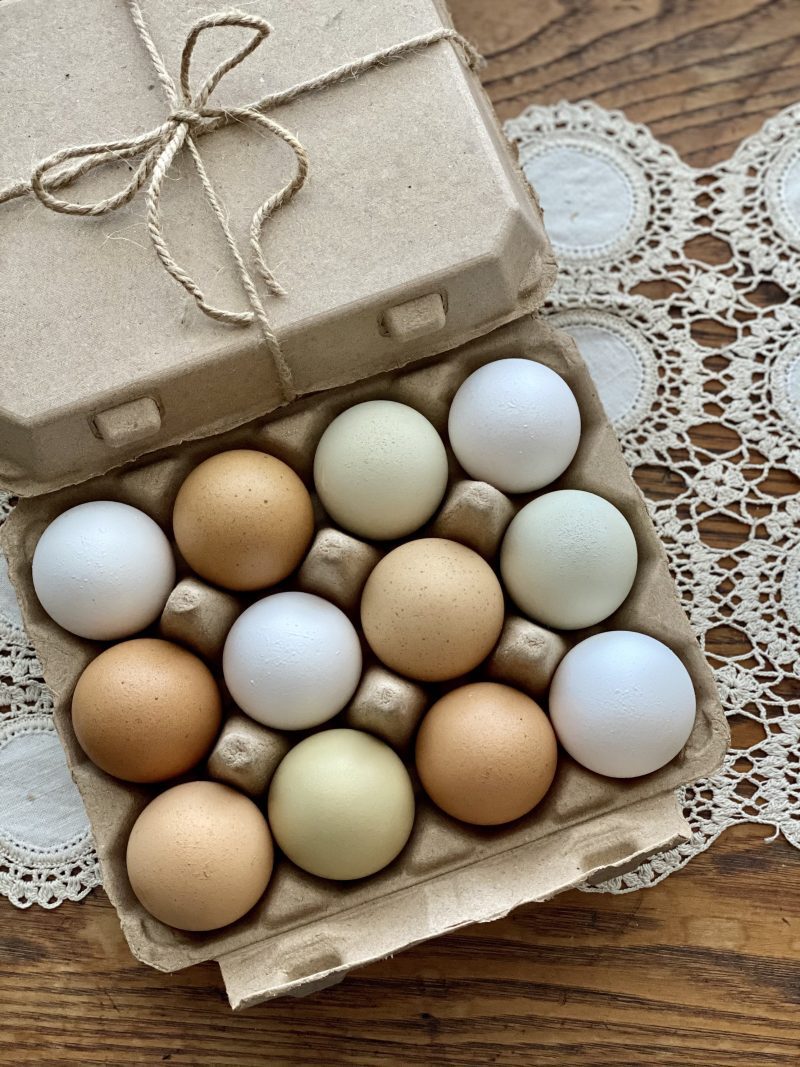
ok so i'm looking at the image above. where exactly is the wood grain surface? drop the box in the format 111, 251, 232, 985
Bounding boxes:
4, 1, 800, 1063
4, 825, 800, 1065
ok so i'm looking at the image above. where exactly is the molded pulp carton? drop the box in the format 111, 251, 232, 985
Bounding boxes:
0, 0, 727, 1008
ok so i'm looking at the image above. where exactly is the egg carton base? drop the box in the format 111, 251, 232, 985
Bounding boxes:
1, 313, 728, 1003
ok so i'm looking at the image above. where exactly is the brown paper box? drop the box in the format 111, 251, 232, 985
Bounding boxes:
0, 0, 727, 1009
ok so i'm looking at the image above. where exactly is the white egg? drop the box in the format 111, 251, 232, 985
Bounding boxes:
549, 631, 697, 778
313, 400, 448, 539
447, 358, 581, 493
31, 500, 175, 640
222, 591, 362, 730
500, 489, 637, 630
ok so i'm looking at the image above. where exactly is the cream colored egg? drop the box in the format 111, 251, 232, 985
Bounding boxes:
313, 401, 449, 539
267, 729, 415, 880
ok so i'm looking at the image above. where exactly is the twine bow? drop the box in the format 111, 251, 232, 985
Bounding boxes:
0, 0, 481, 400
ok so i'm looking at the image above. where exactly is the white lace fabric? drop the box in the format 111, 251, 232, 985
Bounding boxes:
507, 100, 800, 890
1, 100, 798, 907
0, 495, 98, 906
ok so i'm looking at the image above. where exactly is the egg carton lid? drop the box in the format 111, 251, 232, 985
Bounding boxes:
0, 0, 554, 498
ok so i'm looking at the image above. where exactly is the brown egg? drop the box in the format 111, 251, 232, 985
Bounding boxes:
126, 781, 274, 931
415, 682, 558, 825
360, 538, 505, 681
172, 450, 314, 591
72, 638, 222, 783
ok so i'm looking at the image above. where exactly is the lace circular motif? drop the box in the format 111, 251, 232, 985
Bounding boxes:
765, 138, 800, 249
547, 309, 657, 433
770, 340, 800, 436
521, 135, 650, 260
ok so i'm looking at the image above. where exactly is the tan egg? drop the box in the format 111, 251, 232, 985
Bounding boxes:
172, 450, 314, 591
360, 538, 505, 681
126, 781, 273, 931
415, 682, 558, 825
72, 638, 221, 783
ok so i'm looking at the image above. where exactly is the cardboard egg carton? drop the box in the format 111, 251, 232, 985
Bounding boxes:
2, 314, 728, 1007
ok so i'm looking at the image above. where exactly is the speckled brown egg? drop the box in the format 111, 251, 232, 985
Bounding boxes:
72, 638, 221, 783
415, 682, 558, 825
360, 538, 505, 681
172, 450, 314, 591
126, 781, 273, 931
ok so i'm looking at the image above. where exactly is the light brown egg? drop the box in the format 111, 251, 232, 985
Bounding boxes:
126, 781, 274, 931
172, 450, 314, 591
415, 682, 558, 825
360, 538, 505, 681
72, 638, 221, 783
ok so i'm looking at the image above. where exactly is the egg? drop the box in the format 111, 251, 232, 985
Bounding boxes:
313, 400, 449, 539
268, 729, 415, 880
415, 682, 557, 825
501, 490, 638, 630
126, 781, 273, 931
31, 500, 175, 640
72, 638, 222, 782
549, 631, 697, 778
447, 358, 581, 493
360, 538, 505, 682
223, 591, 362, 730
172, 450, 314, 591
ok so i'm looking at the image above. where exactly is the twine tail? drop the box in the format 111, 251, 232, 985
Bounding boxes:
245, 112, 310, 296
185, 135, 295, 398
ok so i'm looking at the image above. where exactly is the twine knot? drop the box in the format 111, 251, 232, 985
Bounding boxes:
0, 0, 482, 401
168, 107, 207, 128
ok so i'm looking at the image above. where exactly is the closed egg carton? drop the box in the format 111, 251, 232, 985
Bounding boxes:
1, 313, 728, 1004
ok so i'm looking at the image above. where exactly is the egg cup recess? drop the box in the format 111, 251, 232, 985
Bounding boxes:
7, 315, 725, 985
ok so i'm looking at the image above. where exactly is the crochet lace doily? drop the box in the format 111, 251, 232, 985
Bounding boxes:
1, 99, 798, 908
0, 494, 99, 907
507, 100, 800, 892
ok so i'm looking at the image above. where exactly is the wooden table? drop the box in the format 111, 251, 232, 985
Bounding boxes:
5, 2, 800, 1063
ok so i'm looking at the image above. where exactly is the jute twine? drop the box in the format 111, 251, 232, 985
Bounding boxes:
0, 0, 481, 400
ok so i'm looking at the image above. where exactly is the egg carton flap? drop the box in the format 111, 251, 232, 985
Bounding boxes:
218, 790, 689, 1008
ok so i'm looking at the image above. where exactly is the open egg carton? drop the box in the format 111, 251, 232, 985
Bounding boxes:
3, 314, 728, 1006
